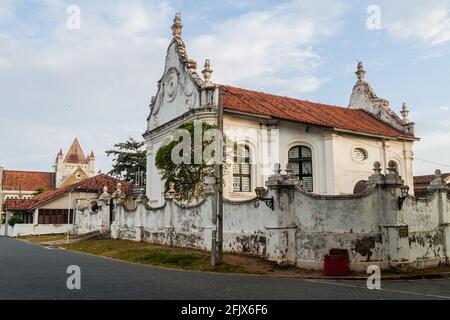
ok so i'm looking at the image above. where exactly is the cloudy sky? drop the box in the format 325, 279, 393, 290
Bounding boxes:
0, 0, 449, 175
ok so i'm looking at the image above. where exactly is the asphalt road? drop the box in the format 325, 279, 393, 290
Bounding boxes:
1, 237, 450, 300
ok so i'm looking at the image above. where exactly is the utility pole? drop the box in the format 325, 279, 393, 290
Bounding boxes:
212, 86, 224, 266
67, 190, 72, 244
217, 87, 224, 265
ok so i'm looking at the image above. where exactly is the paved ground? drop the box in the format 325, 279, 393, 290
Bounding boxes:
1, 237, 450, 300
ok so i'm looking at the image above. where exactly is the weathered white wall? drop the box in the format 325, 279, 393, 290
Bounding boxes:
3, 224, 74, 237
402, 193, 446, 265
109, 167, 449, 272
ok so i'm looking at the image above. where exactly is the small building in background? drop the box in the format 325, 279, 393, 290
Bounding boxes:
0, 138, 95, 215
414, 173, 450, 197
2, 174, 131, 237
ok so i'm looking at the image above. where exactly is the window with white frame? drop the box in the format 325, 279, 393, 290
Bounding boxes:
233, 144, 252, 192
288, 146, 313, 192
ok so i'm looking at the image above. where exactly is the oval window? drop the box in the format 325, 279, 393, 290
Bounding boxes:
353, 148, 368, 161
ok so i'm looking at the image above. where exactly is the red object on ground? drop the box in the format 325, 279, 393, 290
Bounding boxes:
323, 249, 349, 276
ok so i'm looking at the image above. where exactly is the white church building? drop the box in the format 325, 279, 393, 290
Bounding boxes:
144, 13, 418, 206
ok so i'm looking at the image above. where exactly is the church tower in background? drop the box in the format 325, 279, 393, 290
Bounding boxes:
54, 138, 95, 187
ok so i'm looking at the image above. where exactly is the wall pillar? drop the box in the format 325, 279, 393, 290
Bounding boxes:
323, 134, 337, 195
98, 187, 112, 234
134, 194, 148, 242
111, 183, 126, 239
264, 164, 298, 265
4, 211, 11, 236
164, 183, 176, 246
380, 161, 411, 270
429, 170, 450, 262
0, 165, 4, 214
33, 209, 39, 225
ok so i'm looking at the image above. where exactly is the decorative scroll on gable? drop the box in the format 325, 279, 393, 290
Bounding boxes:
348, 62, 415, 136
147, 13, 206, 132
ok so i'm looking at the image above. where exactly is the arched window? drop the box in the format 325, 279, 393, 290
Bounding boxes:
233, 144, 252, 192
353, 180, 368, 194
288, 146, 313, 192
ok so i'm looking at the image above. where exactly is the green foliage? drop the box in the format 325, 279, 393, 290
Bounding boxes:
106, 137, 146, 183
155, 121, 223, 202
34, 187, 47, 196
8, 215, 24, 227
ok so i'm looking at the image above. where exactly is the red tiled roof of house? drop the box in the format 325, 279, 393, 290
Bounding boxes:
414, 173, 450, 185
222, 85, 416, 140
4, 174, 132, 211
2, 170, 55, 191
4, 199, 38, 211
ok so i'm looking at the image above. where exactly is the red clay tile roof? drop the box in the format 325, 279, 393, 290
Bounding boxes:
2, 170, 55, 191
414, 173, 450, 185
4, 199, 38, 211
4, 174, 132, 211
222, 85, 416, 140
64, 138, 88, 164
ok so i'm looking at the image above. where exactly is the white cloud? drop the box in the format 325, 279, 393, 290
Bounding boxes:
414, 129, 450, 174
188, 0, 348, 96
0, 7, 13, 17
0, 0, 174, 171
378, 0, 450, 46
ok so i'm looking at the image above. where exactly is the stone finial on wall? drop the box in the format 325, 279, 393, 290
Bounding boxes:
285, 163, 300, 185
356, 62, 366, 83
166, 181, 176, 199
387, 160, 398, 174
428, 169, 449, 192
368, 161, 385, 185
266, 163, 300, 188
274, 163, 282, 175
99, 186, 111, 205
202, 59, 213, 85
114, 183, 127, 206
401, 103, 410, 124
400, 103, 416, 136
385, 161, 404, 186
266, 164, 284, 187
171, 13, 183, 38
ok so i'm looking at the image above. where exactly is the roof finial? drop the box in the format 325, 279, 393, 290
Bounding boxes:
172, 12, 183, 38
202, 59, 213, 84
401, 103, 410, 124
356, 62, 366, 82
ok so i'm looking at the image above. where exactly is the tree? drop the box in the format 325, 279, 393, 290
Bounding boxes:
8, 215, 23, 227
156, 121, 224, 202
34, 187, 47, 196
106, 137, 146, 183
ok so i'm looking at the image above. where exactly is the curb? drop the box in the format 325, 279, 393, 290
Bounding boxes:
302, 272, 450, 281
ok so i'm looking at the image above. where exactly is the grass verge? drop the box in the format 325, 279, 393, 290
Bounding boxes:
60, 239, 319, 276
19, 234, 67, 243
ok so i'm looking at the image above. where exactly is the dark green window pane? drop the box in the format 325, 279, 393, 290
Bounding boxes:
302, 162, 312, 175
